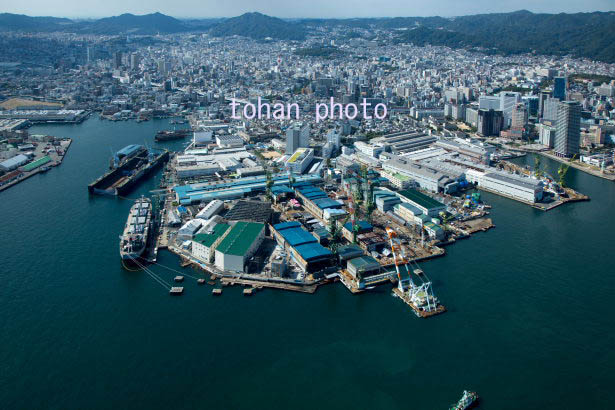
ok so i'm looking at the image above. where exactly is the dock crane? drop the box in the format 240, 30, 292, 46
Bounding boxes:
386, 227, 413, 292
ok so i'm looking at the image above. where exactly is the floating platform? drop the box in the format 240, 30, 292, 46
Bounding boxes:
197, 278, 206, 285
169, 287, 184, 295
243, 288, 254, 296
174, 276, 184, 282
212, 288, 223, 295
392, 288, 446, 318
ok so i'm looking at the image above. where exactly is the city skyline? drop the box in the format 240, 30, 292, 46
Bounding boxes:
3, 0, 615, 19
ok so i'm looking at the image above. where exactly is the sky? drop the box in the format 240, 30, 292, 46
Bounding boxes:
2, 0, 615, 19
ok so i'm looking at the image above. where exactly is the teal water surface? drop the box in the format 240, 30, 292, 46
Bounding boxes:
1, 117, 614, 409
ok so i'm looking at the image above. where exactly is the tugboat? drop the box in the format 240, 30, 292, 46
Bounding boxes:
119, 197, 152, 263
450, 391, 478, 410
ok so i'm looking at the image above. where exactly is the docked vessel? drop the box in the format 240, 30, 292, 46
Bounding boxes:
88, 145, 169, 196
450, 390, 478, 410
119, 197, 152, 262
155, 129, 190, 141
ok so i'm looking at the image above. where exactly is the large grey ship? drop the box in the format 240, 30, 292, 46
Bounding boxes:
119, 197, 152, 262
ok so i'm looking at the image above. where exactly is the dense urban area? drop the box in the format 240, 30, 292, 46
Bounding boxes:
1, 10, 613, 316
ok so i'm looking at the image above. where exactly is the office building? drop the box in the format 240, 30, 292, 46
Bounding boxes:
538, 124, 556, 148
543, 97, 560, 122
477, 109, 504, 137
285, 148, 314, 174
554, 101, 581, 158
112, 51, 122, 69
511, 103, 528, 129
285, 122, 310, 154
479, 96, 500, 111
553, 77, 567, 100
499, 92, 521, 128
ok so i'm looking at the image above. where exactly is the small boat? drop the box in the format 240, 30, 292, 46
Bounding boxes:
197, 278, 206, 285
450, 390, 478, 410
174, 276, 184, 282
169, 287, 184, 295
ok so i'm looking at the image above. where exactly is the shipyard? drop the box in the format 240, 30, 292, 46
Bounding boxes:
103, 107, 593, 319
3, 7, 615, 408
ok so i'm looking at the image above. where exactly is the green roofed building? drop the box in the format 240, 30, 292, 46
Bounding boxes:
191, 223, 230, 262
214, 221, 265, 272
22, 155, 52, 172
398, 188, 446, 217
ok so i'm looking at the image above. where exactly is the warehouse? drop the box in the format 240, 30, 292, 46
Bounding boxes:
398, 189, 446, 217
466, 169, 543, 203
216, 134, 244, 148
341, 220, 373, 242
178, 219, 203, 241
373, 189, 401, 212
176, 162, 220, 178
214, 221, 265, 273
192, 222, 231, 262
173, 174, 322, 205
371, 130, 436, 154
271, 222, 336, 274
0, 154, 29, 171
336, 244, 365, 268
383, 156, 458, 193
195, 199, 225, 220
347, 256, 381, 280
225, 200, 273, 223
394, 202, 424, 225
295, 185, 345, 221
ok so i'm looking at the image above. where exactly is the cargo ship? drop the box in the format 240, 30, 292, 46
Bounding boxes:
155, 129, 191, 142
449, 391, 478, 410
120, 197, 152, 262
88, 145, 169, 196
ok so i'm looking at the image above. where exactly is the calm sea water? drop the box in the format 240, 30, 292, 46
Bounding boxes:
1, 117, 614, 410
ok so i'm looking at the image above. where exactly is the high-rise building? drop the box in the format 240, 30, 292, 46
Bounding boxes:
538, 91, 551, 117
327, 129, 341, 150
479, 95, 500, 111
477, 109, 504, 137
522, 96, 539, 117
499, 92, 521, 128
511, 103, 528, 129
130, 53, 140, 70
538, 124, 556, 148
554, 101, 581, 158
543, 97, 560, 122
286, 122, 310, 154
553, 77, 567, 100
112, 51, 122, 69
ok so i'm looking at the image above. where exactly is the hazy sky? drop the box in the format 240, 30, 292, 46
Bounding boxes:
3, 0, 615, 18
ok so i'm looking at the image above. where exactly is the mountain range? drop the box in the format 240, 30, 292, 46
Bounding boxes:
0, 10, 614, 62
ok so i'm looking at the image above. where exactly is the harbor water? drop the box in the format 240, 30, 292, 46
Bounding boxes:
1, 117, 614, 409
